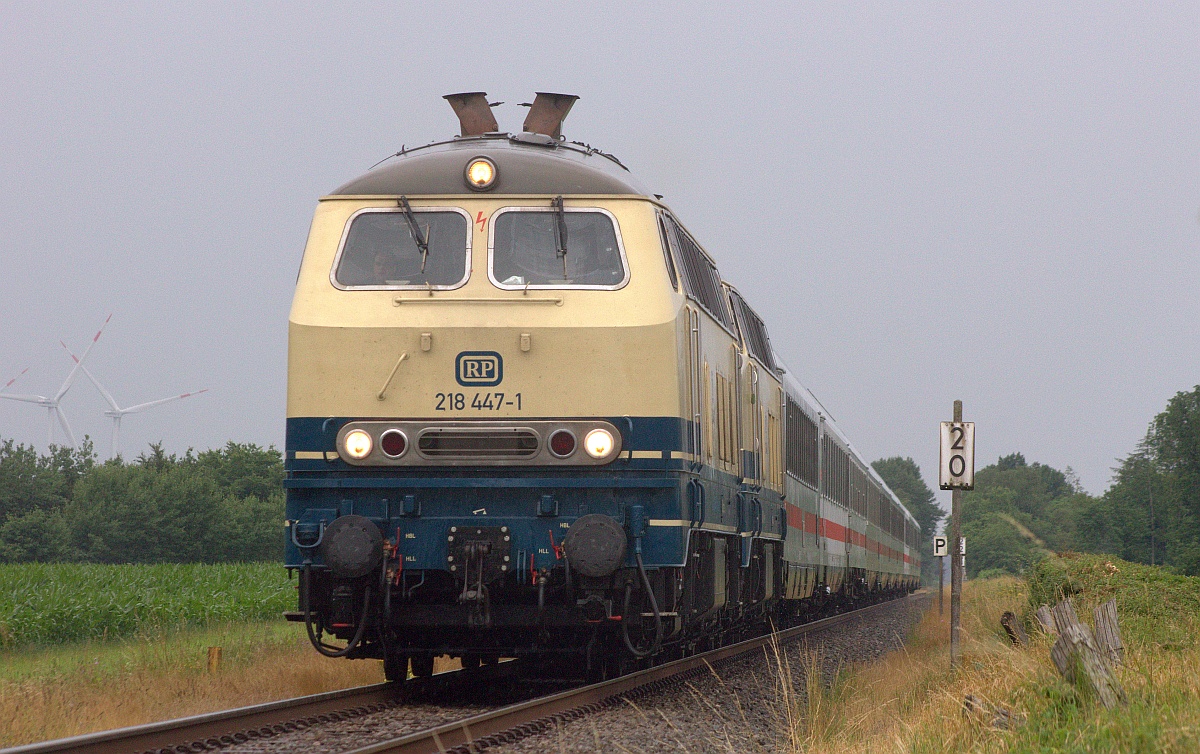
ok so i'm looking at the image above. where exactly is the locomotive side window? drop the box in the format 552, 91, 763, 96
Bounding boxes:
730, 290, 778, 371
489, 208, 628, 289
656, 213, 680, 291
660, 214, 736, 332
332, 208, 470, 290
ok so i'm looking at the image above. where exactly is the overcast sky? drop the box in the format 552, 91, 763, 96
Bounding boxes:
1, 3, 1196, 509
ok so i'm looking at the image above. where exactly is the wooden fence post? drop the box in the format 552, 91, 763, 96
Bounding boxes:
1048, 599, 1125, 709
1093, 599, 1124, 665
1034, 605, 1056, 634
1001, 611, 1028, 646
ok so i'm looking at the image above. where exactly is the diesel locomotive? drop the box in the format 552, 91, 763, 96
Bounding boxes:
284, 93, 920, 681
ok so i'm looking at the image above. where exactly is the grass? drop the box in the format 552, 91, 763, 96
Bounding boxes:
7, 559, 1196, 751
0, 563, 471, 747
0, 561, 355, 747
773, 557, 1200, 753
0, 619, 386, 747
0, 562, 295, 647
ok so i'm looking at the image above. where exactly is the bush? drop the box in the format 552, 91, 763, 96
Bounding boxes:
0, 509, 70, 563
1026, 553, 1200, 650
0, 438, 285, 565
1025, 554, 1081, 608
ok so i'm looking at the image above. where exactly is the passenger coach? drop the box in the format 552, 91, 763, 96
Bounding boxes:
284, 93, 919, 680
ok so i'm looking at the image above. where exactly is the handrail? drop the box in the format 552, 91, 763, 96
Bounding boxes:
377, 352, 409, 400
393, 297, 563, 306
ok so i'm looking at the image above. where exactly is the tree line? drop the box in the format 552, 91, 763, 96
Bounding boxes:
4, 385, 1195, 575
930, 386, 1200, 578
0, 440, 283, 564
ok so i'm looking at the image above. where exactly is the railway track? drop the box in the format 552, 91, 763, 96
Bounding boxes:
0, 661, 517, 754
341, 592, 927, 754
3, 592, 925, 754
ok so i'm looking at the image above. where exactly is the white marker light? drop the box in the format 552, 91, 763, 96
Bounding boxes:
583, 428, 615, 459
343, 429, 373, 460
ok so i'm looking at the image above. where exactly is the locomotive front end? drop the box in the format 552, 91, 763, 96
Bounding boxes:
285, 103, 688, 679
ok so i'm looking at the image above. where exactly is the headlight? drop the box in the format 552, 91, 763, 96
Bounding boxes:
464, 157, 497, 191
343, 429, 373, 460
583, 428, 615, 459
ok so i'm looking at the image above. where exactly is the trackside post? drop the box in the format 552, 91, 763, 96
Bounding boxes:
940, 400, 975, 668
934, 535, 949, 615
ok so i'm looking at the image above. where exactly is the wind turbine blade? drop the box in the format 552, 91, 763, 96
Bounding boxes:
55, 407, 78, 449
81, 365, 122, 413
0, 393, 49, 404
55, 313, 112, 402
122, 388, 208, 414
2, 367, 29, 392
60, 340, 122, 410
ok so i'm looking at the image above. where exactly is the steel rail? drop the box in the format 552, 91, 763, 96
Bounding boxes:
2, 593, 924, 754
0, 660, 518, 754
0, 682, 399, 754
345, 592, 928, 754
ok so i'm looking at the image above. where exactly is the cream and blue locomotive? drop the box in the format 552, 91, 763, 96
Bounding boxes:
284, 93, 920, 680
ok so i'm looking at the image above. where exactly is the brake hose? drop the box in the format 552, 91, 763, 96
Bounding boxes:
303, 564, 371, 658
621, 552, 664, 657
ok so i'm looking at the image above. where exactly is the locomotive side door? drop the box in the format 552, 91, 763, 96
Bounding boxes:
731, 343, 743, 481
687, 306, 702, 460
747, 362, 763, 486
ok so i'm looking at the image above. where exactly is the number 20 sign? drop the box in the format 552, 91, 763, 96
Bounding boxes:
939, 422, 975, 490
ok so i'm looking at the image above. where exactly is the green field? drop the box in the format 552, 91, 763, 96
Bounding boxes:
0, 562, 294, 648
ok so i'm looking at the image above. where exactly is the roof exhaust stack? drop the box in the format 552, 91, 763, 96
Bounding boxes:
443, 92, 499, 137
521, 92, 579, 139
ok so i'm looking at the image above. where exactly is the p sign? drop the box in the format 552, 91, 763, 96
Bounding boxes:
934, 536, 949, 558
939, 421, 975, 490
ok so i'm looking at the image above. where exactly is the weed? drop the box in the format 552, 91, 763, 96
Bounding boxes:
769, 560, 1200, 753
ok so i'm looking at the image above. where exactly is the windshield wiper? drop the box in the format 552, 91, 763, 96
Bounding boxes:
398, 196, 430, 273
551, 195, 568, 279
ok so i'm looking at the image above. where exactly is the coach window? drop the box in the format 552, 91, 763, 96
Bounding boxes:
331, 207, 471, 290
489, 208, 628, 290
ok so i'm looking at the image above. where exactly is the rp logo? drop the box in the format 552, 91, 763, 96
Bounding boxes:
456, 351, 503, 387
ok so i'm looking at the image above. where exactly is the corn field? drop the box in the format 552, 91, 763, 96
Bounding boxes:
0, 563, 294, 648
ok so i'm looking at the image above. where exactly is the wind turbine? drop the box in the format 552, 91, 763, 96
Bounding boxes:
1, 367, 30, 394
60, 341, 208, 459
0, 315, 111, 449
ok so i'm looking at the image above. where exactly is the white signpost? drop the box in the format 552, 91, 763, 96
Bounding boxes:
933, 536, 949, 557
933, 535, 948, 615
939, 421, 976, 490
941, 401, 975, 668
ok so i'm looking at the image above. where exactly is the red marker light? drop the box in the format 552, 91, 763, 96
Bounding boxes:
549, 429, 576, 458
380, 430, 408, 458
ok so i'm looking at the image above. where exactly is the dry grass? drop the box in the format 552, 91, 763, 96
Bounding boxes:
774, 572, 1200, 753
0, 621, 400, 748
773, 580, 1042, 752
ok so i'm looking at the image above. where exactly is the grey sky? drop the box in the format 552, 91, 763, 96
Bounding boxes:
1, 3, 1196, 509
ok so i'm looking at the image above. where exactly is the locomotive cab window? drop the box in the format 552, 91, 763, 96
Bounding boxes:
489, 207, 628, 289
332, 207, 471, 290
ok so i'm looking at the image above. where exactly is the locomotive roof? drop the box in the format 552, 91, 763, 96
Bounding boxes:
330, 134, 649, 196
